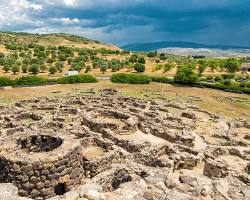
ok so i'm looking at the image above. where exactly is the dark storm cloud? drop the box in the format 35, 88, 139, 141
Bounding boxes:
0, 0, 250, 46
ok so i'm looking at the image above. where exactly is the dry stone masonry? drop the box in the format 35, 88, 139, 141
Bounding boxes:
0, 89, 249, 200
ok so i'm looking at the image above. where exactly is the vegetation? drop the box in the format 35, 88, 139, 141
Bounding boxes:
57, 75, 97, 84
134, 63, 145, 73
174, 64, 199, 84
111, 73, 151, 84
0, 32, 249, 94
15, 76, 49, 86
0, 77, 14, 87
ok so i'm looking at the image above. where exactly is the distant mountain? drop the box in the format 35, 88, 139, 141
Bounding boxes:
121, 41, 250, 52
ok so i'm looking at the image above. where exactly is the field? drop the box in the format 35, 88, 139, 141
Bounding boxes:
1, 81, 249, 121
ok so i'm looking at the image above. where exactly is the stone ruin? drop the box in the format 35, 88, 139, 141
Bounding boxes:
0, 89, 249, 200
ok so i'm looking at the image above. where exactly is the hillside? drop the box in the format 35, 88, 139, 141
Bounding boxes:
122, 41, 250, 52
0, 32, 120, 50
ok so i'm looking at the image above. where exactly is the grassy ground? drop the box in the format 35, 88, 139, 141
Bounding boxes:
1, 81, 249, 120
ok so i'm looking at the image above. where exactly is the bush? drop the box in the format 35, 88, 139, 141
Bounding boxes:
49, 66, 57, 74
199, 82, 250, 94
138, 57, 146, 64
57, 75, 97, 84
15, 76, 48, 86
222, 73, 235, 80
214, 76, 222, 82
224, 58, 240, 73
0, 77, 13, 87
11, 65, 20, 74
28, 64, 40, 74
22, 65, 29, 73
111, 73, 151, 84
151, 76, 174, 84
222, 80, 232, 85
163, 63, 175, 73
134, 63, 145, 73
174, 65, 199, 84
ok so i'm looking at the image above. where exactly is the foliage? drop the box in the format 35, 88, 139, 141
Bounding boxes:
11, 65, 20, 74
100, 64, 108, 74
22, 65, 29, 73
198, 64, 207, 76
111, 73, 151, 84
224, 58, 240, 73
147, 51, 157, 58
138, 57, 146, 64
163, 63, 175, 73
153, 64, 163, 72
222, 73, 235, 80
57, 75, 97, 84
0, 77, 14, 87
0, 53, 5, 58
85, 65, 91, 73
28, 64, 40, 75
40, 64, 48, 72
151, 76, 174, 84
15, 76, 48, 86
129, 54, 138, 63
134, 63, 145, 73
49, 66, 57, 74
174, 64, 199, 84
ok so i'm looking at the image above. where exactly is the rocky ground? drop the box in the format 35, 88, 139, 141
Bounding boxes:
0, 89, 249, 200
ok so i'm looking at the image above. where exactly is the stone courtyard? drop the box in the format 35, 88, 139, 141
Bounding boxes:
0, 89, 249, 200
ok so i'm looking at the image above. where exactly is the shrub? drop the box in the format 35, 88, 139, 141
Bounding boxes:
138, 57, 146, 64
205, 76, 214, 82
0, 53, 5, 58
222, 80, 232, 86
134, 63, 145, 73
147, 52, 157, 58
214, 76, 222, 82
153, 64, 163, 72
15, 76, 48, 86
85, 65, 91, 73
199, 82, 250, 94
163, 63, 175, 73
49, 66, 57, 74
0, 77, 13, 87
28, 64, 40, 75
111, 73, 151, 84
151, 76, 174, 84
222, 73, 235, 80
22, 65, 29, 73
3, 64, 11, 73
40, 64, 48, 72
100, 64, 108, 74
174, 65, 199, 84
11, 65, 20, 75
224, 58, 240, 73
57, 75, 97, 84
129, 54, 138, 63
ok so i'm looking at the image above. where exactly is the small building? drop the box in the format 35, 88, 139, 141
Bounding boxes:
64, 71, 79, 76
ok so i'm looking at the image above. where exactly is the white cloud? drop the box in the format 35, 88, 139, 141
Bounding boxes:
64, 0, 76, 6
0, 0, 43, 29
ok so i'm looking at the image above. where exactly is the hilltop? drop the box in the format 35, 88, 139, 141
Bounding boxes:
0, 32, 120, 50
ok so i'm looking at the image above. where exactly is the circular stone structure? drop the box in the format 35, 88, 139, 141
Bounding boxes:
0, 88, 249, 200
18, 135, 63, 153
0, 131, 83, 199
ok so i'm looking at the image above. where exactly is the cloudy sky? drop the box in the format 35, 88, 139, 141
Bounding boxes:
0, 0, 249, 46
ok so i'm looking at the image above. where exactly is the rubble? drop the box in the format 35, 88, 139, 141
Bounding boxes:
0, 89, 249, 200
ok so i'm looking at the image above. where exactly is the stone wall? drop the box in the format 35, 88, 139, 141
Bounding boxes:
0, 146, 84, 200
